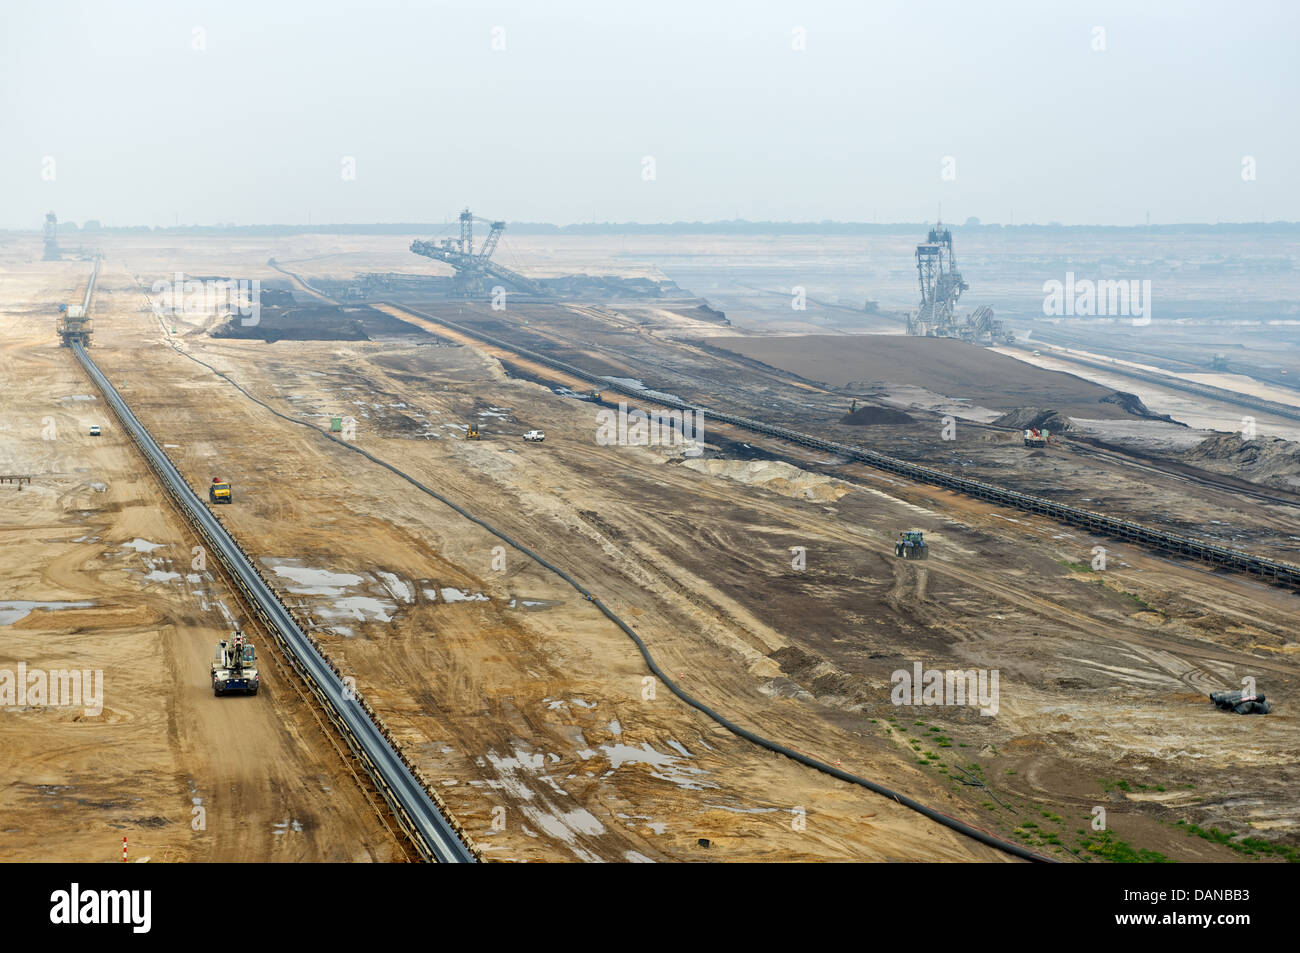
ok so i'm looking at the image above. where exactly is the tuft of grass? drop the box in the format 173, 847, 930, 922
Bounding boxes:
1077, 830, 1170, 864
1121, 590, 1158, 613
1184, 824, 1300, 863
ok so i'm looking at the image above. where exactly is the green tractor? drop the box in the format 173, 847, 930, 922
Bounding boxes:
895, 530, 929, 559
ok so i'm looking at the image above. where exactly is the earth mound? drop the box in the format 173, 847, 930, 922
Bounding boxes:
838, 405, 914, 426
991, 407, 1073, 432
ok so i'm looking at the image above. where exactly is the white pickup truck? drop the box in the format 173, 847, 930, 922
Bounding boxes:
89, 425, 101, 436
523, 430, 546, 442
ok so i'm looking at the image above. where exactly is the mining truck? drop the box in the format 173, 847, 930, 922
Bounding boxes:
211, 630, 259, 696
209, 478, 232, 503
895, 530, 929, 559
1023, 428, 1049, 448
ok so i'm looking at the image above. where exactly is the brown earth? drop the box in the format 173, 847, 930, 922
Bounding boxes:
4, 234, 1299, 864
0, 260, 398, 862
716, 334, 1146, 419
840, 405, 914, 426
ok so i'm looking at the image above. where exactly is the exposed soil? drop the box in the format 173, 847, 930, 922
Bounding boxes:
715, 334, 1151, 419
6, 234, 1300, 866
0, 259, 398, 862
211, 298, 429, 343
840, 405, 914, 426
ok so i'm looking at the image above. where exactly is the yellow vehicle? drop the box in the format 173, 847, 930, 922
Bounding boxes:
209, 478, 232, 503
466, 422, 481, 439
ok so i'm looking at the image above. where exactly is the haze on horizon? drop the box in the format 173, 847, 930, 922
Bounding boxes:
3, 0, 1297, 230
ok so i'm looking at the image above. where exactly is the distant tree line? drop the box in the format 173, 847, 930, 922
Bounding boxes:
9, 220, 1300, 236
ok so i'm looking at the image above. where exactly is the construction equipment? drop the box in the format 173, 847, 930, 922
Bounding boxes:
894, 530, 929, 559
906, 225, 1010, 345
89, 425, 101, 437
466, 422, 481, 439
43, 211, 61, 261
56, 305, 92, 347
410, 208, 549, 297
1023, 428, 1049, 448
907, 224, 967, 337
209, 478, 232, 503
523, 430, 546, 442
966, 304, 1016, 346
211, 630, 259, 696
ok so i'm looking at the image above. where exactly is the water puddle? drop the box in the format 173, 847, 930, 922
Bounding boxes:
0, 601, 96, 626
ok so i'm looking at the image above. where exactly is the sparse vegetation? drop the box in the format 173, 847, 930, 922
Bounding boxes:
1183, 823, 1300, 863
1121, 590, 1154, 611
1076, 830, 1170, 863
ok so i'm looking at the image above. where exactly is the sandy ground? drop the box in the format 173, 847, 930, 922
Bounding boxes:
5, 233, 1299, 864
991, 347, 1300, 443
0, 260, 398, 862
6, 249, 1000, 863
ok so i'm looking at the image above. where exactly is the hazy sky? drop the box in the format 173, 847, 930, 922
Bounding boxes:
3, 0, 1297, 228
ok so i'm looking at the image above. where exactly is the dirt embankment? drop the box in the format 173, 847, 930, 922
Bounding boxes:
839, 405, 914, 426
991, 408, 1074, 432
713, 334, 1160, 420
1182, 431, 1300, 490
210, 287, 433, 343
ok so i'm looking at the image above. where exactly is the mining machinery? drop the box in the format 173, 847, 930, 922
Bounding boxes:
56, 305, 92, 347
410, 208, 548, 297
211, 629, 259, 696
43, 212, 61, 261
906, 224, 1012, 345
965, 304, 1015, 346
907, 224, 967, 337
